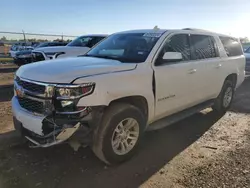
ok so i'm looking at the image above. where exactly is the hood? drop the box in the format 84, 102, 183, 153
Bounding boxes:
34, 46, 87, 53
16, 57, 137, 83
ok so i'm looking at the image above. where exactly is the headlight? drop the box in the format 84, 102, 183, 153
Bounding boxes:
58, 88, 71, 97
54, 83, 95, 114
55, 83, 95, 99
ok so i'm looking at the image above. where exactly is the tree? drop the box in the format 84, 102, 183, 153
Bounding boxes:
0, 36, 7, 41
153, 25, 160, 30
240, 37, 249, 43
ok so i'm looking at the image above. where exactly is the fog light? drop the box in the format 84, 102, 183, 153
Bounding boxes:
61, 100, 74, 107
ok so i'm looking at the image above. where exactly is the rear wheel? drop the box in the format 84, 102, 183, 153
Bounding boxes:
212, 80, 234, 114
91, 103, 146, 165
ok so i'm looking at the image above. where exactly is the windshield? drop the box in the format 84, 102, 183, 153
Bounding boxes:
67, 36, 97, 47
86, 33, 161, 63
35, 42, 50, 48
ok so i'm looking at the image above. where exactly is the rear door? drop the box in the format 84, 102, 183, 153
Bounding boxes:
189, 34, 221, 101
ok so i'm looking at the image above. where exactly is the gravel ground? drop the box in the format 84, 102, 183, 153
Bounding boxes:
0, 77, 250, 188
0, 73, 15, 85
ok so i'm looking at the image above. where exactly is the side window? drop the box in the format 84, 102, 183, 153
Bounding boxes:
159, 34, 190, 62
219, 36, 243, 57
190, 35, 218, 60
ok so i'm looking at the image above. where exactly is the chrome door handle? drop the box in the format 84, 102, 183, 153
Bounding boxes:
188, 69, 197, 74
215, 64, 222, 68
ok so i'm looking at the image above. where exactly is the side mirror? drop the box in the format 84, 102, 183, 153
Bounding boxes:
162, 52, 183, 62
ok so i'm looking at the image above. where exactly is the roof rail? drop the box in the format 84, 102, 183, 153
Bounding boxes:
182, 28, 211, 32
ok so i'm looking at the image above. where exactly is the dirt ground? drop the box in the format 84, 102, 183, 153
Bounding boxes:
0, 71, 250, 188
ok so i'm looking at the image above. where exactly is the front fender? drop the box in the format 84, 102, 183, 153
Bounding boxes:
73, 66, 155, 122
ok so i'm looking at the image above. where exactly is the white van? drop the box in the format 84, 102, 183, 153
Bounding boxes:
12, 28, 245, 164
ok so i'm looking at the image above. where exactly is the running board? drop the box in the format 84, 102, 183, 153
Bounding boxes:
147, 100, 214, 131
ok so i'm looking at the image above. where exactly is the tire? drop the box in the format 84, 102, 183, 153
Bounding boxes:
92, 103, 146, 165
212, 80, 235, 114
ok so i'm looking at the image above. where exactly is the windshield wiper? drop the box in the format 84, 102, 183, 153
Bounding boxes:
83, 54, 125, 62
82, 54, 139, 63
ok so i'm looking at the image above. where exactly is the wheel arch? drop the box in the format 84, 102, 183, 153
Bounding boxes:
225, 73, 237, 88
109, 95, 149, 122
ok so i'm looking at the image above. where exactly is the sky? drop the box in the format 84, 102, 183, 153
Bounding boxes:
1, 0, 250, 39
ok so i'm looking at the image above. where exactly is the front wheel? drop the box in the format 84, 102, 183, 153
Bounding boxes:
92, 103, 146, 165
212, 80, 234, 114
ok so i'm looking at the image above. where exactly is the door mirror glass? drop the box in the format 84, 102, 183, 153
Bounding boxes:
162, 52, 183, 62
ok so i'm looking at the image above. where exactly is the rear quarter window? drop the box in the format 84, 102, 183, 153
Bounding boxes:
219, 36, 243, 57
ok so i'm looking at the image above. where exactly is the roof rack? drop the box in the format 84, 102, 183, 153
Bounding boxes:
182, 28, 211, 32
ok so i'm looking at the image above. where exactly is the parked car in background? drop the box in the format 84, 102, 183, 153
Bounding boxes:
12, 28, 245, 164
31, 34, 107, 62
243, 44, 250, 51
13, 42, 68, 66
9, 45, 34, 58
244, 47, 250, 76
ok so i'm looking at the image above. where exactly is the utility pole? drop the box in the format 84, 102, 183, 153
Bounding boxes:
22, 30, 26, 48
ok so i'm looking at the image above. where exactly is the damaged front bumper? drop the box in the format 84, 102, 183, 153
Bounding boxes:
12, 97, 89, 148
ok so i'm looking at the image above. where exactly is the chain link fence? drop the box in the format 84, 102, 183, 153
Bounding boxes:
0, 31, 77, 57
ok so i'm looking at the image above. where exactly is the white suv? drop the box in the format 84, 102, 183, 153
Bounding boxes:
31, 34, 107, 62
12, 28, 245, 164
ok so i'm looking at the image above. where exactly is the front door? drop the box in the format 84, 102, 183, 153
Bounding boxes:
153, 34, 199, 120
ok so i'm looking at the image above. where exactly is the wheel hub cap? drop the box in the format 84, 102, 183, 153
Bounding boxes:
111, 118, 140, 155
223, 87, 233, 108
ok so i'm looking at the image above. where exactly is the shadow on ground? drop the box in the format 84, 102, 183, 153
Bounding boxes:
0, 85, 13, 102
230, 77, 250, 113
0, 79, 249, 188
0, 111, 223, 188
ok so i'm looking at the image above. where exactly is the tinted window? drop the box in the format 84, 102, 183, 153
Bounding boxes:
49, 43, 64, 46
190, 35, 218, 60
159, 34, 190, 61
36, 42, 49, 48
219, 36, 243, 57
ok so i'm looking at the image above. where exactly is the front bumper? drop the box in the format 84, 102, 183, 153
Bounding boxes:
12, 97, 82, 148
12, 97, 45, 136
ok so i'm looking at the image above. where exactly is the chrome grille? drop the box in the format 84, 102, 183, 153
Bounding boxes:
31, 52, 45, 62
15, 77, 54, 115
18, 97, 44, 114
16, 77, 45, 94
